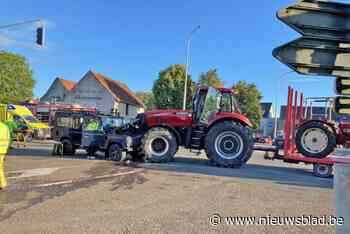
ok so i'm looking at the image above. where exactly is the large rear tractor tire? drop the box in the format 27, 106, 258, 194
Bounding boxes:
205, 121, 253, 168
61, 139, 75, 156
295, 122, 336, 159
142, 127, 178, 163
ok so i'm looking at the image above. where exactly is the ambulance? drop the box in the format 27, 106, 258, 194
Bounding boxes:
0, 104, 51, 140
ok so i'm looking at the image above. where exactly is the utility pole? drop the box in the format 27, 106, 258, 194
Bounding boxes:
183, 25, 200, 110
273, 71, 294, 139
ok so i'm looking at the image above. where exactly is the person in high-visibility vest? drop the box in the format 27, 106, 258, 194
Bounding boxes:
0, 121, 10, 189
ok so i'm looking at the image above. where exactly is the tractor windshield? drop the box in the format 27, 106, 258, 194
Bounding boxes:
200, 87, 239, 123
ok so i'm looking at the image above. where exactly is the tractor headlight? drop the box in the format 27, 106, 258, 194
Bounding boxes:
126, 136, 133, 148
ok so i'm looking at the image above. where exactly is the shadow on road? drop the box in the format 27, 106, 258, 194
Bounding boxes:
7, 147, 106, 161
139, 156, 333, 190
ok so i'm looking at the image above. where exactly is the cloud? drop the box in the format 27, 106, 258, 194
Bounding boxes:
0, 34, 14, 46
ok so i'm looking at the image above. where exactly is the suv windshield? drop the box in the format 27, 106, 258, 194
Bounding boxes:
101, 116, 124, 129
200, 87, 239, 123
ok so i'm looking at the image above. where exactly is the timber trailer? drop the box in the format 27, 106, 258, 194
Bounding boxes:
295, 96, 350, 159
116, 86, 254, 168
257, 87, 335, 178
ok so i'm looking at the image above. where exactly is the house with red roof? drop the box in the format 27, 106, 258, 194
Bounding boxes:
40, 71, 144, 117
40, 77, 76, 104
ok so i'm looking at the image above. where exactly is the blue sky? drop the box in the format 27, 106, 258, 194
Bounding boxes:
0, 0, 342, 108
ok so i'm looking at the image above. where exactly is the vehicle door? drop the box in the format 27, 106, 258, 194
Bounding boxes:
70, 116, 83, 146
81, 116, 105, 149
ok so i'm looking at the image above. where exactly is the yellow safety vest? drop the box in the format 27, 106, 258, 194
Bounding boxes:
0, 122, 10, 155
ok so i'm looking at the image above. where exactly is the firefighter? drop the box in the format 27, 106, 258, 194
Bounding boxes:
0, 121, 10, 189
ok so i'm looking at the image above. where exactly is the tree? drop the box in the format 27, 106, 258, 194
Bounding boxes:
198, 69, 223, 88
135, 91, 155, 111
153, 64, 195, 109
0, 51, 35, 103
232, 80, 263, 129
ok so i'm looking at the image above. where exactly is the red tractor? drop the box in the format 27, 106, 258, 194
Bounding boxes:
295, 97, 350, 158
132, 86, 254, 167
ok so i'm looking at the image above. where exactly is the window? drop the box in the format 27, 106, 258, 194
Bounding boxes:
125, 104, 129, 116
57, 117, 73, 128
57, 117, 81, 129
220, 93, 233, 113
83, 118, 103, 131
13, 115, 23, 124
72, 118, 82, 129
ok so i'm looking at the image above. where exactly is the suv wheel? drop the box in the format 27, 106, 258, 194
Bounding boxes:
142, 127, 178, 163
108, 144, 123, 161
61, 139, 75, 155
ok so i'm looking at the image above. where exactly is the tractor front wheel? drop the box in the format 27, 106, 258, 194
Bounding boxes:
205, 121, 253, 168
142, 127, 178, 163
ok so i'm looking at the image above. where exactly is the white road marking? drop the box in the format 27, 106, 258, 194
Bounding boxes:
7, 167, 60, 179
34, 169, 143, 188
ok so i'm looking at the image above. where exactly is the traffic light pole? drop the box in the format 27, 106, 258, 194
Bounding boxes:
0, 19, 45, 46
0, 19, 43, 30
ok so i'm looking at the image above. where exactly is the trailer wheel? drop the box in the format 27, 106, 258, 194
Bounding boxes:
108, 144, 123, 161
205, 121, 253, 168
313, 164, 333, 178
142, 127, 178, 163
295, 122, 336, 159
61, 139, 75, 155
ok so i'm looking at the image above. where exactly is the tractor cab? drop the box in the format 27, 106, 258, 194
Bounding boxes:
192, 86, 241, 125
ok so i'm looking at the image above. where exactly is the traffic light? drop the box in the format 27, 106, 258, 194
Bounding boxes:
335, 77, 350, 95
335, 96, 350, 114
36, 27, 44, 46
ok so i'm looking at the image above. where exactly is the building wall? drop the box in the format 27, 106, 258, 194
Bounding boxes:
259, 118, 276, 137
40, 79, 68, 103
65, 73, 116, 113
64, 72, 142, 116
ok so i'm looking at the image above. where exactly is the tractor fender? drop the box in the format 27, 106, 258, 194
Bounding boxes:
300, 120, 337, 135
147, 124, 182, 145
208, 114, 253, 129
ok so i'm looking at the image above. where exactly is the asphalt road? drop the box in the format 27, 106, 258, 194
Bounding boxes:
0, 143, 335, 234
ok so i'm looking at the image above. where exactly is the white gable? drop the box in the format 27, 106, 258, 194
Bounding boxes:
64, 72, 116, 113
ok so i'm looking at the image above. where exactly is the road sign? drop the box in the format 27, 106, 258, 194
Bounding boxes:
277, 0, 350, 42
273, 37, 350, 77
335, 97, 350, 114
335, 77, 350, 95
274, 0, 350, 77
